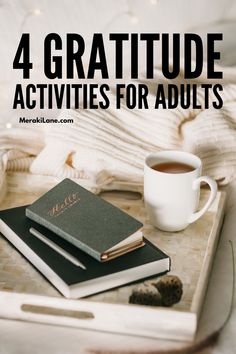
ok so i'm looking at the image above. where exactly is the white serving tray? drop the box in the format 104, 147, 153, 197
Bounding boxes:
0, 174, 226, 342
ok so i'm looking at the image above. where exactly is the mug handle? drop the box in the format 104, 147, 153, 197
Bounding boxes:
188, 176, 218, 224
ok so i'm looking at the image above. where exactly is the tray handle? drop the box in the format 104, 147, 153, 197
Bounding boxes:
21, 304, 94, 320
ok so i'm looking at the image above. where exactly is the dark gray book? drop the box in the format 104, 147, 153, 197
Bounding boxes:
0, 205, 170, 298
26, 179, 144, 262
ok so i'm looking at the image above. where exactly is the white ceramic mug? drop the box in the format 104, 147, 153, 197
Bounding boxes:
144, 151, 218, 232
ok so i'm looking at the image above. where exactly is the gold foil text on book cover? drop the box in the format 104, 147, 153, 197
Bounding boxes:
47, 192, 80, 218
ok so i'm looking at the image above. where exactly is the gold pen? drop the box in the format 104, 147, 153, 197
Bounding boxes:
30, 227, 86, 270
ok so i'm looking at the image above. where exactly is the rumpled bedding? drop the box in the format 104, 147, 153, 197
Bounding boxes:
1, 66, 236, 196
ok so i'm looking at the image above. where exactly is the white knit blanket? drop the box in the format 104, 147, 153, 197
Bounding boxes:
1, 66, 236, 196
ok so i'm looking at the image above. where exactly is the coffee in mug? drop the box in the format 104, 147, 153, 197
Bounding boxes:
151, 162, 194, 174
144, 151, 217, 232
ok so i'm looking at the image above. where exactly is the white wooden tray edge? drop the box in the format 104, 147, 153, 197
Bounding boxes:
191, 191, 226, 318
0, 291, 197, 342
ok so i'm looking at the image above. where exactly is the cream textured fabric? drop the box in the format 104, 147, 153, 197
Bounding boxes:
0, 126, 44, 155
1, 66, 236, 194
29, 84, 236, 191
0, 151, 6, 202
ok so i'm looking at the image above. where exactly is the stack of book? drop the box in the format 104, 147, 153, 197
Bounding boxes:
0, 179, 170, 298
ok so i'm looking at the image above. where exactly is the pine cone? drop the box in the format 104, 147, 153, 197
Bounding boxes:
129, 283, 162, 306
154, 275, 183, 306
